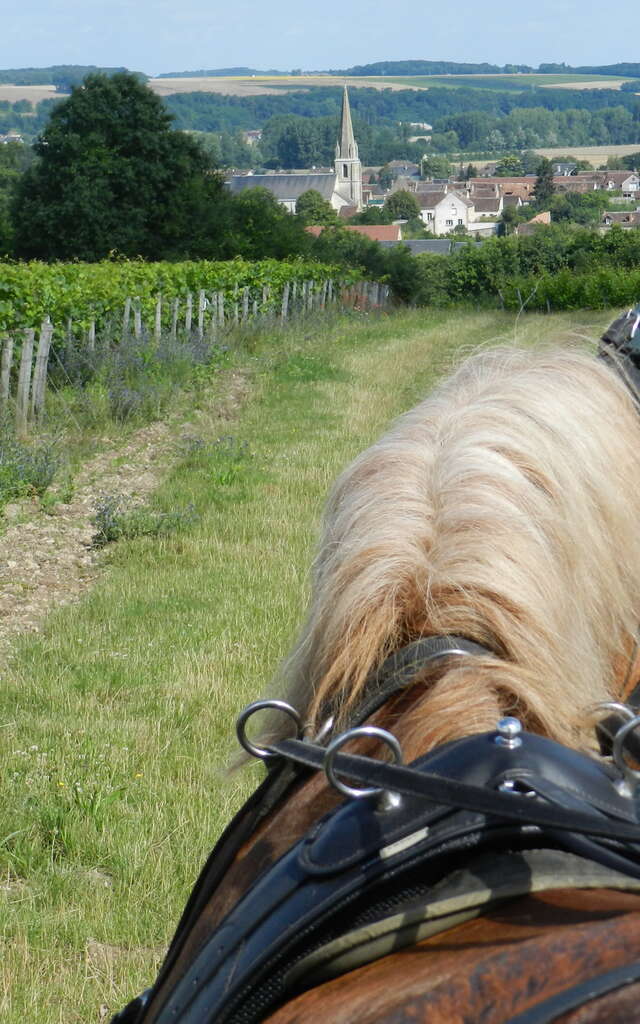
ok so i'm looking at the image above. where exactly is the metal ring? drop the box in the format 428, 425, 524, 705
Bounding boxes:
236, 700, 302, 760
612, 714, 640, 783
588, 701, 637, 723
323, 725, 403, 800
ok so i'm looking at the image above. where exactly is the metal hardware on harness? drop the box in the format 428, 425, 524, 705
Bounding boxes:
324, 725, 403, 808
613, 714, 640, 787
495, 717, 523, 749
236, 700, 303, 760
589, 701, 636, 724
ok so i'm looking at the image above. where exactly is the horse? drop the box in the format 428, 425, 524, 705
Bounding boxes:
114, 336, 640, 1024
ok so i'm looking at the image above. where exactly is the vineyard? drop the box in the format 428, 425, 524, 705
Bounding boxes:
0, 259, 384, 430
0, 258, 364, 335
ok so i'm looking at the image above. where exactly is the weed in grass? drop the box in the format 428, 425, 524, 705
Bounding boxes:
272, 350, 348, 384
0, 433, 62, 509
91, 493, 198, 547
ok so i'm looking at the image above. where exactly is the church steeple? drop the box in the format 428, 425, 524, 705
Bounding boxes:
336, 85, 359, 161
334, 86, 362, 210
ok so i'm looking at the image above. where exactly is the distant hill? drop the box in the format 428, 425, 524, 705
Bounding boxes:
0, 66, 148, 88
158, 68, 283, 78
339, 59, 640, 78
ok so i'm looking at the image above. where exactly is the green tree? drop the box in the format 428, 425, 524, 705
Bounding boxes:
221, 187, 310, 260
532, 157, 555, 209
421, 154, 451, 179
495, 154, 524, 176
0, 141, 33, 255
295, 189, 337, 226
385, 190, 421, 221
12, 72, 220, 261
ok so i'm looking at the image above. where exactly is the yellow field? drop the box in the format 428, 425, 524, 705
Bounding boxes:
534, 143, 640, 164
148, 75, 414, 96
0, 84, 63, 102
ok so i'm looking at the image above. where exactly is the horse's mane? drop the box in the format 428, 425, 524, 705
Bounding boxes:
274, 344, 640, 755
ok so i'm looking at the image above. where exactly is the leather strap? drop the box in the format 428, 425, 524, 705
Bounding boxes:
271, 737, 640, 845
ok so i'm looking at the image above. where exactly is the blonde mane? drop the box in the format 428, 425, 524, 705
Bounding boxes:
275, 344, 640, 755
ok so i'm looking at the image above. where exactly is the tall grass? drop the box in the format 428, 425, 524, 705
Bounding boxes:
0, 308, 611, 1021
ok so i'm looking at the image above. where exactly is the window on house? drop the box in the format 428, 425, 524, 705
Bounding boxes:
426, 212, 433, 221
445, 219, 454, 226
343, 164, 349, 177
458, 219, 463, 225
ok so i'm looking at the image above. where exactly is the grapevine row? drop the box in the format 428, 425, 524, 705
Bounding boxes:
0, 259, 364, 334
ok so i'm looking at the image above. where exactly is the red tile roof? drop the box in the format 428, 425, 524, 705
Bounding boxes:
306, 224, 402, 241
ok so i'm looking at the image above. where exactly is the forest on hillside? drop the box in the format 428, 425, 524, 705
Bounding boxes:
4, 77, 640, 170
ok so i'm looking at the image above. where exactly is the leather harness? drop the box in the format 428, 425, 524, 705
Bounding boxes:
113, 636, 640, 1024
112, 315, 640, 1023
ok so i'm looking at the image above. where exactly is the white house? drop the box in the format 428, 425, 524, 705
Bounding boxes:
414, 189, 475, 235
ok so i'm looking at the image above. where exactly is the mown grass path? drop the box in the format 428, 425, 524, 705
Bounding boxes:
0, 308, 610, 1021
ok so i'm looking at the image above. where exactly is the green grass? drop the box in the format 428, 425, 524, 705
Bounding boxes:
0, 307, 615, 1021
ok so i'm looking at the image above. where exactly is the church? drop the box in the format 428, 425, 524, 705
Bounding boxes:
227, 86, 363, 214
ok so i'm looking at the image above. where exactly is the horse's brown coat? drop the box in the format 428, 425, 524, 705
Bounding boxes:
265, 890, 640, 1023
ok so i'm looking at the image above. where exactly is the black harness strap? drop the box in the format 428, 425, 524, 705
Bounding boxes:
272, 737, 640, 844
348, 635, 495, 728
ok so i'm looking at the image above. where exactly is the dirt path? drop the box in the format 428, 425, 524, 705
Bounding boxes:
0, 372, 249, 657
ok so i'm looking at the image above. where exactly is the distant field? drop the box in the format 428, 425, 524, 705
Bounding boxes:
148, 74, 415, 97
534, 143, 640, 164
0, 75, 630, 103
147, 73, 634, 97
382, 73, 631, 91
0, 84, 64, 102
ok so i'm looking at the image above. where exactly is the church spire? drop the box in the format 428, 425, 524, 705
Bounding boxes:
336, 85, 358, 160
334, 86, 362, 210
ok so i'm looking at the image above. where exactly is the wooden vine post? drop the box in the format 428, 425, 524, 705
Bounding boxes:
15, 327, 35, 434
154, 295, 162, 342
0, 335, 14, 411
30, 317, 54, 420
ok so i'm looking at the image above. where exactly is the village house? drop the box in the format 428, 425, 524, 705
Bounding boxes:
0, 130, 23, 145
553, 162, 577, 176
515, 211, 552, 236
598, 171, 640, 196
414, 189, 474, 234
227, 87, 363, 214
601, 210, 640, 229
241, 130, 263, 146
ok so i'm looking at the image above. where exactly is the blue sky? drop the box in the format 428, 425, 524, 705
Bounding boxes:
1, 0, 638, 76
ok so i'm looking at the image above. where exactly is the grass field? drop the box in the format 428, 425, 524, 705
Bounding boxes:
533, 143, 640, 164
146, 72, 634, 97
382, 73, 631, 91
0, 307, 617, 1021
